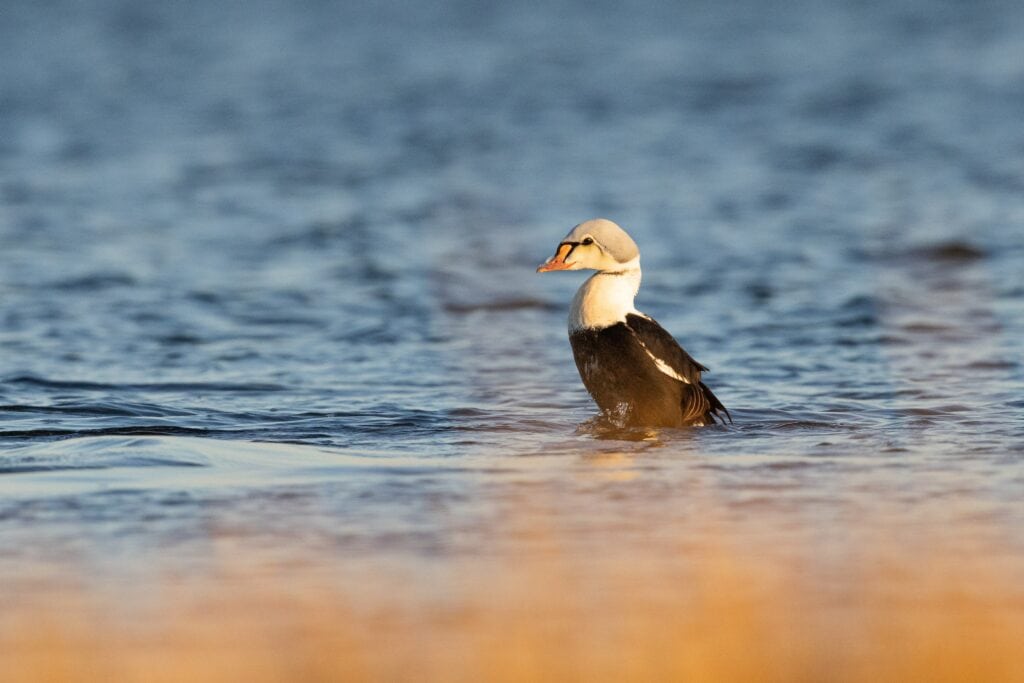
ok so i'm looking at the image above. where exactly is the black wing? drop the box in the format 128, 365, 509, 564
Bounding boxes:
625, 313, 731, 424
625, 313, 708, 382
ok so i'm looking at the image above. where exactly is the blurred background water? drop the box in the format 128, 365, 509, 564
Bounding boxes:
1, 0, 1023, 641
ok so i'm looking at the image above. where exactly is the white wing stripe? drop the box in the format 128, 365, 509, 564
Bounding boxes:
635, 339, 691, 384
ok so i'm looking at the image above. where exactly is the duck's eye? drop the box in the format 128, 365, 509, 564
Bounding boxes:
581, 237, 594, 246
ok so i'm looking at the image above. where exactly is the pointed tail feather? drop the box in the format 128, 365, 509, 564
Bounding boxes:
700, 382, 732, 425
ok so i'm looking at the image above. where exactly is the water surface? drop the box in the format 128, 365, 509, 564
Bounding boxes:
2, 0, 1024, 641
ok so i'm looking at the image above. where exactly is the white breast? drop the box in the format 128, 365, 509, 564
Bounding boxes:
568, 263, 642, 331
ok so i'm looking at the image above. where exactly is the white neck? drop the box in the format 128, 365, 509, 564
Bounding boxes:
568, 258, 642, 331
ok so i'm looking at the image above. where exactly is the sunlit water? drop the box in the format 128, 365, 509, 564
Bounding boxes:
2, 0, 1024, 616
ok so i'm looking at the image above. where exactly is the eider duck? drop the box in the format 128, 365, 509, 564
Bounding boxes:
537, 218, 730, 428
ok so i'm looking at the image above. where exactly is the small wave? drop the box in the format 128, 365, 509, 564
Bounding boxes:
850, 241, 988, 265
0, 435, 442, 489
4, 375, 288, 393
802, 79, 890, 120
154, 333, 206, 346
227, 314, 325, 328
841, 294, 877, 310
683, 75, 774, 112
901, 405, 971, 416
47, 273, 137, 291
443, 298, 561, 314
764, 420, 843, 431
909, 241, 987, 263
898, 321, 955, 334
720, 409, 852, 432
445, 407, 492, 418
773, 143, 847, 172
964, 359, 1018, 370
0, 456, 205, 475
0, 402, 195, 418
0, 425, 232, 441
856, 241, 988, 265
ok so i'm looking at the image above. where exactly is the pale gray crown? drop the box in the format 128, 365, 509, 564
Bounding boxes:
563, 218, 640, 263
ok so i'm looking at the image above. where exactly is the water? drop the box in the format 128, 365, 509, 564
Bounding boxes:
2, 0, 1024, 634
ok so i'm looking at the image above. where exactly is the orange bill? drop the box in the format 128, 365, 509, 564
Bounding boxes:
536, 243, 575, 272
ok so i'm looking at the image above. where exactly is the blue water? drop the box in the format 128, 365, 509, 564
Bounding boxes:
2, 0, 1023, 601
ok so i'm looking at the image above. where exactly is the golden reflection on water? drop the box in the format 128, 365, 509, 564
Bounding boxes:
5, 480, 1024, 683
579, 451, 642, 482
